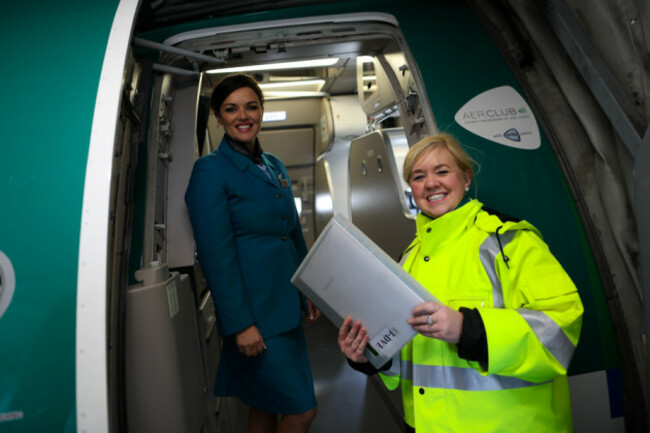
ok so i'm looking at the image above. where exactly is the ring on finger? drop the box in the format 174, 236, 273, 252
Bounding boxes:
426, 314, 433, 326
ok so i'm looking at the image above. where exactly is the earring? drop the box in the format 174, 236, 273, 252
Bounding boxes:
465, 186, 470, 192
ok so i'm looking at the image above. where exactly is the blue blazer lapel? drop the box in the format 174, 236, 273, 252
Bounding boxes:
219, 138, 277, 187
262, 154, 285, 188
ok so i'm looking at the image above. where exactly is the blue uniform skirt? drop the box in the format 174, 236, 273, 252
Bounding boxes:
214, 324, 317, 414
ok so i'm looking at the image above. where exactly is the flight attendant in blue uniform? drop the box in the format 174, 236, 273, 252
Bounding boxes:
185, 74, 319, 433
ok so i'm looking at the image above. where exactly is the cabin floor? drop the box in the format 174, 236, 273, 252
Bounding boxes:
215, 318, 404, 433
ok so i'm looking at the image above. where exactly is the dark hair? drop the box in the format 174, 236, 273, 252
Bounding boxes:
210, 73, 264, 115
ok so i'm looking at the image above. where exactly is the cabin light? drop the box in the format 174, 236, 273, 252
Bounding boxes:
315, 193, 333, 214
263, 111, 288, 122
357, 56, 375, 63
264, 91, 327, 98
259, 79, 325, 89
207, 58, 339, 74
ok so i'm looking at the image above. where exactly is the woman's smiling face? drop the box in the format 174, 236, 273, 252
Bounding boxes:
217, 86, 263, 149
409, 146, 471, 219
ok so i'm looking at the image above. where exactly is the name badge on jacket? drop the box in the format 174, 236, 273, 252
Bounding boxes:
278, 174, 290, 188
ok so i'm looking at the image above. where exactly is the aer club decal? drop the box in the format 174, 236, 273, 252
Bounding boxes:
454, 86, 541, 150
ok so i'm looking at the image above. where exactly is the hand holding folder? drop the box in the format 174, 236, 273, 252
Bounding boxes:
338, 316, 370, 363
291, 215, 439, 369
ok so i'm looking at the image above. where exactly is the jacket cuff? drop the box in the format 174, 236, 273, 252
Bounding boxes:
457, 307, 488, 370
346, 357, 392, 375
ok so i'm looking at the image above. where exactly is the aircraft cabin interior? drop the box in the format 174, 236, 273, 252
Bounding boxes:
116, 17, 427, 433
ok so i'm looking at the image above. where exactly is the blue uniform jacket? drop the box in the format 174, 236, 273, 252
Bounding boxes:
185, 138, 308, 339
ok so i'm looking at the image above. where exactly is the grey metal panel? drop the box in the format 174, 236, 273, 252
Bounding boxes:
316, 97, 334, 155
290, 165, 315, 248
125, 268, 210, 433
257, 128, 316, 246
313, 91, 364, 235
635, 131, 650, 426
569, 371, 626, 432
263, 98, 323, 128
258, 127, 315, 167
314, 157, 334, 237
167, 82, 201, 268
330, 95, 368, 140
314, 138, 355, 239
383, 128, 411, 195
191, 261, 221, 389
349, 130, 415, 261
143, 75, 174, 266
198, 290, 220, 387
541, 0, 645, 157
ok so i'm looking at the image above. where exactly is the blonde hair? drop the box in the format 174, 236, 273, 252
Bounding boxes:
403, 134, 476, 184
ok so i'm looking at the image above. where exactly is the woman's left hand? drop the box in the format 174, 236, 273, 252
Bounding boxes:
304, 298, 321, 324
408, 302, 463, 343
338, 316, 369, 362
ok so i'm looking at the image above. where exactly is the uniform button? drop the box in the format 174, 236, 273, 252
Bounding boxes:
424, 256, 430, 262
276, 193, 282, 198
282, 236, 288, 241
419, 388, 425, 395
281, 214, 287, 220
426, 228, 432, 233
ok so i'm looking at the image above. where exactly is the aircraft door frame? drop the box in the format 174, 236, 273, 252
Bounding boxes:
76, 1, 142, 432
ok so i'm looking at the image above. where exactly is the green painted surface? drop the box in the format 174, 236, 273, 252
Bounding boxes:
138, 0, 619, 375
0, 1, 119, 431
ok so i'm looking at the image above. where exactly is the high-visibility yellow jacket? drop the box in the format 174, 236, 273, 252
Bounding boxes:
381, 199, 583, 432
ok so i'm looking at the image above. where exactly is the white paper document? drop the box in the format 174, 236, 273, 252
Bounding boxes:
291, 214, 438, 369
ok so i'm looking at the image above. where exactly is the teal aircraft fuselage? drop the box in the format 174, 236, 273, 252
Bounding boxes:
0, 1, 637, 432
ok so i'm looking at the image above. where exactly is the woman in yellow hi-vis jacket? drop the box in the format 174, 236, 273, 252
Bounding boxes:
338, 134, 584, 433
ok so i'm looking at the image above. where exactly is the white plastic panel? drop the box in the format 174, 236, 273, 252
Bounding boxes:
0, 250, 15, 320
125, 270, 209, 433
167, 83, 200, 269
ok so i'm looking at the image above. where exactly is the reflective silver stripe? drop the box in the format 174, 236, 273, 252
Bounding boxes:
401, 360, 543, 391
478, 231, 515, 308
399, 246, 414, 266
401, 358, 414, 381
517, 308, 576, 369
479, 230, 576, 369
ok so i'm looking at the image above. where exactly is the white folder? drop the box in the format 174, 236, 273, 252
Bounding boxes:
292, 214, 438, 369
